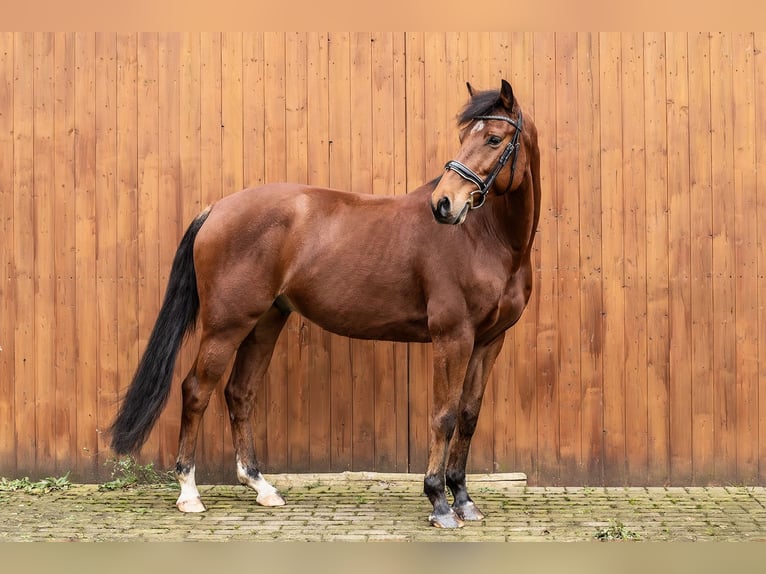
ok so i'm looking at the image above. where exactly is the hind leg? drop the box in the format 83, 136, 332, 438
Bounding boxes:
445, 334, 504, 522
174, 324, 255, 513
225, 306, 288, 507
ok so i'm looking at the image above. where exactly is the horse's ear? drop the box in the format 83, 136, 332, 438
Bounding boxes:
500, 79, 514, 110
466, 82, 475, 97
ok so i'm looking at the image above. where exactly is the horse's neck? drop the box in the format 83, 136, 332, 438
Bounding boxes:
489, 183, 535, 250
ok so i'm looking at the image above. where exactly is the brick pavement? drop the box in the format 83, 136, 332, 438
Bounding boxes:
2, 472, 766, 541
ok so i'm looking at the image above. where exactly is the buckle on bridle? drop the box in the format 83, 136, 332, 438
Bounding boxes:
469, 189, 487, 210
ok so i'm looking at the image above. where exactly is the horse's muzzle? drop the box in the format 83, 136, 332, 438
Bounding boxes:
431, 196, 469, 225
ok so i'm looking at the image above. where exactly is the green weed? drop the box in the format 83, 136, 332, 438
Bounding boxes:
0, 473, 71, 494
594, 520, 640, 541
99, 456, 176, 491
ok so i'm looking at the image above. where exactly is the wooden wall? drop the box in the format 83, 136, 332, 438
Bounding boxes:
1, 33, 765, 485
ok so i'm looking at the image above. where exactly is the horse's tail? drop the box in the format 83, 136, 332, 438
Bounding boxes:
110, 208, 211, 455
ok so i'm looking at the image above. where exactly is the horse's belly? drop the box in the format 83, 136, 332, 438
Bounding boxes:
282, 292, 431, 343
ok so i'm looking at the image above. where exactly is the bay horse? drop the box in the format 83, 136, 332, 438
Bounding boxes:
110, 79, 540, 528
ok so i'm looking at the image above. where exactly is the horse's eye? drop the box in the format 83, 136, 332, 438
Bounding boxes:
487, 135, 503, 146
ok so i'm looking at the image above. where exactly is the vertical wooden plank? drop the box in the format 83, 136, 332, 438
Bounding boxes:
242, 33, 268, 466
197, 32, 226, 478
263, 32, 289, 470
13, 32, 35, 476
326, 32, 353, 471
219, 32, 244, 476
0, 33, 15, 474
392, 32, 409, 472
284, 32, 312, 472
157, 33, 183, 471
576, 32, 604, 485
710, 32, 737, 481
731, 32, 759, 482
53, 33, 77, 475
177, 32, 202, 472
371, 32, 397, 471
686, 32, 713, 483
533, 32, 560, 484
466, 32, 496, 473
115, 33, 139, 469
74, 32, 99, 480
135, 32, 162, 467
306, 32, 332, 471
349, 32, 375, 471
489, 32, 517, 473
94, 32, 119, 469
599, 32, 627, 485
621, 32, 648, 484
34, 33, 57, 475
555, 32, 583, 484
756, 32, 766, 483
510, 31, 538, 482
644, 32, 670, 484
405, 32, 430, 473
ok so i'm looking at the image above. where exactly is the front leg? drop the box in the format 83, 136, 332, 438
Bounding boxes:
445, 333, 505, 521
424, 331, 474, 528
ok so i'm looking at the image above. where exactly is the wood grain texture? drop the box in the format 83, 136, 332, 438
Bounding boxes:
1, 33, 765, 485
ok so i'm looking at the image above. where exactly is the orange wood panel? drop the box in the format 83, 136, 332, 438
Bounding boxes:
755, 32, 766, 484
53, 33, 78, 475
73, 33, 99, 480
94, 33, 119, 470
327, 32, 354, 471
621, 33, 649, 484
284, 32, 312, 472
576, 32, 604, 485
509, 32, 538, 483
555, 32, 584, 484
599, 32, 627, 485
260, 32, 289, 472
34, 33, 57, 475
643, 32, 670, 484
731, 32, 759, 482
349, 32, 376, 471
710, 33, 737, 481
0, 33, 16, 474
135, 32, 162, 469
686, 32, 713, 484
305, 32, 332, 471
533, 32, 560, 484
405, 33, 430, 474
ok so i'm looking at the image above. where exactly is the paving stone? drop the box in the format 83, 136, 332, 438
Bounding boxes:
2, 475, 766, 541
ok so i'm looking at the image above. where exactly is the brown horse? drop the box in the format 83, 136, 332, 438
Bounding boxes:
110, 79, 540, 528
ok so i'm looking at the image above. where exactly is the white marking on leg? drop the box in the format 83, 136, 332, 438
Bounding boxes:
175, 465, 206, 513
236, 457, 286, 507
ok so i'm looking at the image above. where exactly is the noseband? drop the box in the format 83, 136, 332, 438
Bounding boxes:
443, 111, 523, 210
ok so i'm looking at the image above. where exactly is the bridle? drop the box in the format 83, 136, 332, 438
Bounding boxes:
443, 111, 523, 210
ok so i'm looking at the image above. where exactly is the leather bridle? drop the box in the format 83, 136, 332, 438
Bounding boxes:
443, 111, 523, 210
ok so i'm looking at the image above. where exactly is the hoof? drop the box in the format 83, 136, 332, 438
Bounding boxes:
256, 491, 286, 507
176, 497, 206, 513
453, 501, 485, 522
429, 508, 465, 529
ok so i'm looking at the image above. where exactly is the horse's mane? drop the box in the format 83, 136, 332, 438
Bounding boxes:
457, 89, 505, 127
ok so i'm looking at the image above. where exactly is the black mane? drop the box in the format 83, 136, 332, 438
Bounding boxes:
457, 89, 504, 127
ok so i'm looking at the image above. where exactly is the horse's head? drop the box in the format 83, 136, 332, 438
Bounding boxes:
431, 79, 527, 225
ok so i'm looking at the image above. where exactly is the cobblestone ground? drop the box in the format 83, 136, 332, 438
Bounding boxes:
2, 473, 766, 541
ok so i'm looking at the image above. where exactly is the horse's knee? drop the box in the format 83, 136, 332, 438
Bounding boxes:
458, 405, 481, 437
433, 409, 458, 442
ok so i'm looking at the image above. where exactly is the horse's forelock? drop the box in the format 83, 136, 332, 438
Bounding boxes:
457, 89, 503, 127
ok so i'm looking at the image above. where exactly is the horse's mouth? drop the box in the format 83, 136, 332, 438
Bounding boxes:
432, 201, 470, 225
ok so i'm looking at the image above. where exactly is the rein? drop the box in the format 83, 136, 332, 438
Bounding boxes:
443, 111, 523, 210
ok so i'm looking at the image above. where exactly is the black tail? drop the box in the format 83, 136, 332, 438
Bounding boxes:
110, 209, 211, 455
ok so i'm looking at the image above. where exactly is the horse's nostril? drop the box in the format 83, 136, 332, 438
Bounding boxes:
437, 197, 451, 218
